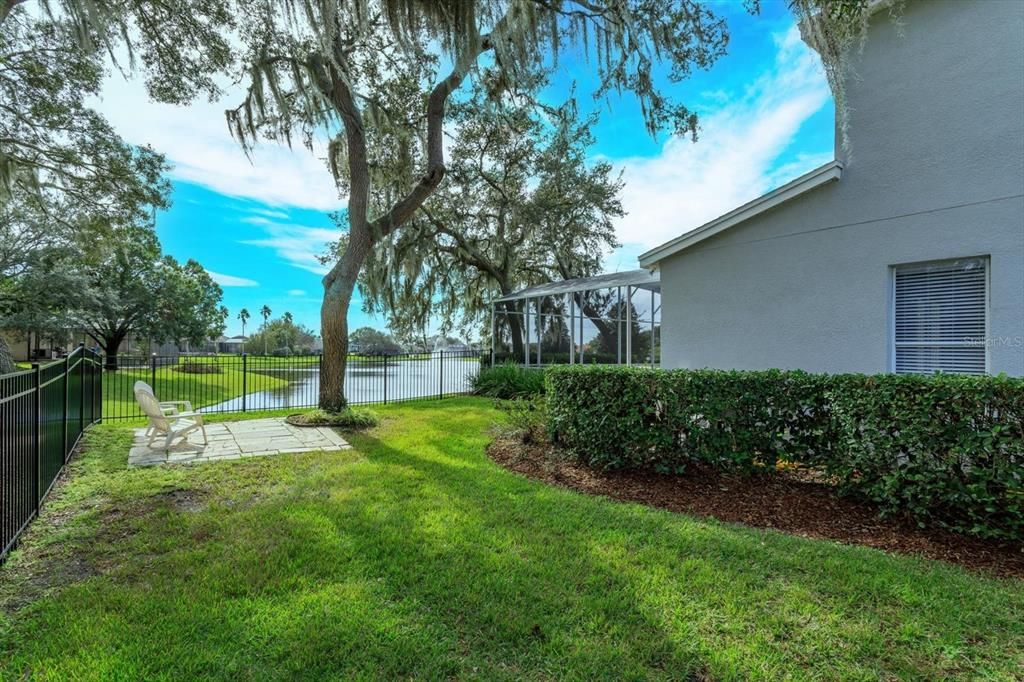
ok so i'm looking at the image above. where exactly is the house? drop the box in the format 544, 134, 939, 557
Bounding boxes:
3, 330, 183, 363
216, 335, 248, 354
639, 0, 1023, 377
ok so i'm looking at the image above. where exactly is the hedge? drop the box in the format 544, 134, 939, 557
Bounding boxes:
546, 366, 1024, 540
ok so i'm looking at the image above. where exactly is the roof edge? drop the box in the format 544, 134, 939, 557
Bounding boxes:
638, 160, 842, 268
493, 268, 660, 303
799, 0, 897, 52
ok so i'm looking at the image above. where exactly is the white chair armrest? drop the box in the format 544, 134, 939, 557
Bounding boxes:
173, 411, 205, 424
160, 399, 194, 411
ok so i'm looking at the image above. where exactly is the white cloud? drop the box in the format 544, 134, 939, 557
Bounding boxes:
248, 207, 293, 221
208, 270, 259, 287
287, 289, 307, 296
241, 221, 343, 275
240, 215, 274, 225
90, 75, 344, 211
610, 25, 833, 252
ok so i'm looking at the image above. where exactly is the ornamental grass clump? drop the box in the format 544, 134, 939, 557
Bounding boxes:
286, 407, 379, 429
496, 396, 549, 444
472, 362, 546, 399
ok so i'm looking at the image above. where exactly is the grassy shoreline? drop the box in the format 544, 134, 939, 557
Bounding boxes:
101, 365, 289, 418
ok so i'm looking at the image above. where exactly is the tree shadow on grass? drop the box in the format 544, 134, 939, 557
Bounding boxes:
289, 419, 1022, 679
2, 401, 1022, 680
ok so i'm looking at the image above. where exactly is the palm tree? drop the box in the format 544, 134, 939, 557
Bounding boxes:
238, 308, 250, 354
283, 311, 293, 325
259, 305, 272, 355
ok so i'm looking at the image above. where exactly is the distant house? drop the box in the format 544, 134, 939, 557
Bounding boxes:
216, 335, 247, 354
4, 330, 183, 363
640, 0, 1023, 377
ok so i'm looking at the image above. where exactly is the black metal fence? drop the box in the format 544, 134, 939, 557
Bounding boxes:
1, 347, 480, 560
1, 345, 102, 560
101, 350, 483, 420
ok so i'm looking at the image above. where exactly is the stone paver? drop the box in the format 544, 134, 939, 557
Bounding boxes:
128, 417, 352, 467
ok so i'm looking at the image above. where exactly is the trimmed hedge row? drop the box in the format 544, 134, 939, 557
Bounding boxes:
546, 366, 1024, 540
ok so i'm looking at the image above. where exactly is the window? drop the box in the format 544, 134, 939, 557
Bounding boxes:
892, 257, 988, 375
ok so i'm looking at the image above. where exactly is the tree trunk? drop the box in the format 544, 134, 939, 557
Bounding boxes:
574, 293, 617, 357
503, 301, 525, 359
0, 335, 16, 374
319, 242, 368, 411
314, 39, 478, 410
102, 332, 127, 370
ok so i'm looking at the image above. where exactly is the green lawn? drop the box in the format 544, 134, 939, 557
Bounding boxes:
0, 398, 1020, 679
101, 365, 289, 419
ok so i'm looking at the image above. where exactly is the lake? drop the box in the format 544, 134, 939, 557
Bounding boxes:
201, 356, 481, 413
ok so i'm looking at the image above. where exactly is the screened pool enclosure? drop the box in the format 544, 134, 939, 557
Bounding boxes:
490, 269, 661, 367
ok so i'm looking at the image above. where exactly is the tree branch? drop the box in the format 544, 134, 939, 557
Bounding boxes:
0, 0, 27, 24
369, 32, 499, 240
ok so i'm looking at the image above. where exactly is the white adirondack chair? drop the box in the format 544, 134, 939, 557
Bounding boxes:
134, 386, 208, 451
134, 380, 196, 439
133, 380, 194, 415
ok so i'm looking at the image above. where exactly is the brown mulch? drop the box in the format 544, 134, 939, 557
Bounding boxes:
487, 438, 1024, 579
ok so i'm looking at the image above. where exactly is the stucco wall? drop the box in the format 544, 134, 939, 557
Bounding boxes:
657, 0, 1024, 376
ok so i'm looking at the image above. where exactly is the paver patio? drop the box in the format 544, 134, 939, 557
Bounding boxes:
128, 417, 352, 466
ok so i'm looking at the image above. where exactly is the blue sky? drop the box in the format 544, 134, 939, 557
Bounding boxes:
95, 0, 835, 337
154, 184, 335, 337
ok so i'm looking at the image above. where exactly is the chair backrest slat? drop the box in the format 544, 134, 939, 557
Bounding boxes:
134, 389, 170, 429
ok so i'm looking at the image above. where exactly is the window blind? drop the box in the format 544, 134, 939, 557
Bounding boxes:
893, 257, 987, 375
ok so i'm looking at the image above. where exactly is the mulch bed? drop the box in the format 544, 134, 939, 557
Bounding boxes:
488, 438, 1024, 579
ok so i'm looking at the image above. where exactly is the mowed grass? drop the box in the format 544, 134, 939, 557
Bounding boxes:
0, 398, 1021, 679
101, 364, 289, 419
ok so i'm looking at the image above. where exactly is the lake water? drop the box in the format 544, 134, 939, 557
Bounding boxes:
201, 356, 481, 413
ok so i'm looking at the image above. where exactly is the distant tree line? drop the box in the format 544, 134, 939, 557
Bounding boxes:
347, 327, 466, 356
0, 0, 229, 373
246, 313, 318, 356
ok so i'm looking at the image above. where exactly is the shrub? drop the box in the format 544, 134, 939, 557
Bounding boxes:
272, 347, 292, 357
175, 361, 222, 374
546, 366, 1024, 540
497, 396, 549, 444
473, 362, 546, 399
286, 407, 379, 429
490, 351, 621, 366
546, 366, 837, 473
828, 373, 1024, 539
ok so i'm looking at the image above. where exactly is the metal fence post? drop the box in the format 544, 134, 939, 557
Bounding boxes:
32, 363, 41, 505
78, 343, 85, 435
383, 356, 387, 405
62, 352, 69, 456
490, 303, 496, 367
150, 353, 157, 394
95, 352, 102, 423
439, 351, 444, 399
241, 353, 247, 412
